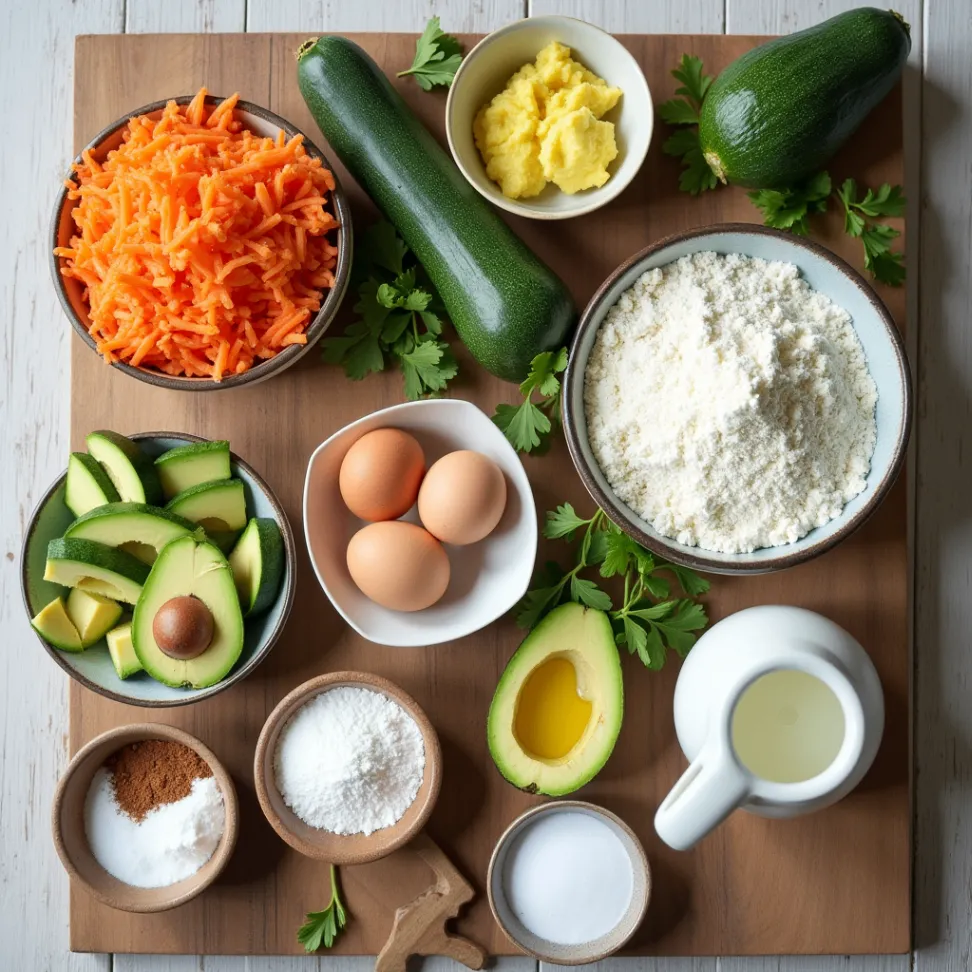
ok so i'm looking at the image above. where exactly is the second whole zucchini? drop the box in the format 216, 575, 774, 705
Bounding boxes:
296, 35, 576, 383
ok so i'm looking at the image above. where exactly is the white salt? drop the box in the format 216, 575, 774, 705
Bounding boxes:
83, 768, 225, 888
502, 811, 633, 945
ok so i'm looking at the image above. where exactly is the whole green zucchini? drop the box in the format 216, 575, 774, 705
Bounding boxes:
296, 36, 576, 383
699, 8, 911, 189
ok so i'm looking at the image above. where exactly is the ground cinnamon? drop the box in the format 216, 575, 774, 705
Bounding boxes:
106, 739, 212, 822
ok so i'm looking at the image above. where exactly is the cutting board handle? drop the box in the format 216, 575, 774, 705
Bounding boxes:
374, 832, 487, 972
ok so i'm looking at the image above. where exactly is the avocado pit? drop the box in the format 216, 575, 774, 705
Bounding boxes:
153, 595, 214, 660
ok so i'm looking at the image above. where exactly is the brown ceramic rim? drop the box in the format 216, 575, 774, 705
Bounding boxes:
486, 800, 652, 964
51, 723, 239, 913
20, 431, 297, 707
562, 223, 914, 575
253, 671, 443, 865
49, 94, 353, 391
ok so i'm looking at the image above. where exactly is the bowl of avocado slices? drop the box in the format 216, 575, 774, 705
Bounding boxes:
21, 430, 296, 706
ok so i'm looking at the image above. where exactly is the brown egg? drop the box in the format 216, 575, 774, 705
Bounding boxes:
153, 596, 214, 659
418, 450, 507, 545
346, 521, 450, 612
339, 428, 425, 521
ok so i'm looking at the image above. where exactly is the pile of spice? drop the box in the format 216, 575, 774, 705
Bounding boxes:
274, 686, 425, 836
84, 739, 225, 888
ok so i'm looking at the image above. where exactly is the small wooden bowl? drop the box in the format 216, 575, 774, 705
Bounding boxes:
51, 724, 239, 913
254, 672, 442, 865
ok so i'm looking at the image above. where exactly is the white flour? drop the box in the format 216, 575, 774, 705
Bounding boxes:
274, 686, 425, 835
83, 770, 224, 888
584, 252, 878, 554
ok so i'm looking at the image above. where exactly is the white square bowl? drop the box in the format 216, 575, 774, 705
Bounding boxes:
303, 399, 538, 646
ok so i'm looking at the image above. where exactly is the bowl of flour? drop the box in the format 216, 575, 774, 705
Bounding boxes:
563, 225, 911, 574
253, 671, 442, 864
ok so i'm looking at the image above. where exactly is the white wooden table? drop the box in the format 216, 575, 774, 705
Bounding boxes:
1, 1, 968, 969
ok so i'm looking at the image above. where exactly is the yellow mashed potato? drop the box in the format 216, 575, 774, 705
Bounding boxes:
473, 42, 622, 199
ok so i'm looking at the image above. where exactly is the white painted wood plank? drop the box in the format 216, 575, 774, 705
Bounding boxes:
913, 1, 972, 969
0, 0, 118, 962
114, 955, 537, 970
126, 0, 247, 33
245, 0, 526, 34
527, 0, 724, 33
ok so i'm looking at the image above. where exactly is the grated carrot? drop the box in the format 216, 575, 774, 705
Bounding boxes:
56, 87, 340, 382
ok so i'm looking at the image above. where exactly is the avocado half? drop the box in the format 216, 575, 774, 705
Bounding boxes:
132, 535, 244, 688
488, 602, 623, 796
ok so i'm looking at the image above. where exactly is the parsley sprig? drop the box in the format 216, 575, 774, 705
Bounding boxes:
492, 348, 567, 455
659, 55, 718, 195
836, 178, 906, 286
297, 864, 348, 953
397, 16, 463, 90
322, 221, 458, 399
747, 171, 833, 236
518, 504, 710, 670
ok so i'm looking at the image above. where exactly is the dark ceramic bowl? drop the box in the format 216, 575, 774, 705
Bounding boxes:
563, 224, 912, 575
21, 432, 296, 706
50, 95, 352, 391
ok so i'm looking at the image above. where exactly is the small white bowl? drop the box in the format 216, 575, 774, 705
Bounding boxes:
446, 16, 653, 220
303, 399, 537, 647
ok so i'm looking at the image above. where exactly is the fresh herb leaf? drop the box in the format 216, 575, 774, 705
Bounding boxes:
659, 54, 718, 195
492, 348, 568, 454
570, 575, 613, 611
516, 504, 710, 671
397, 16, 463, 90
298, 865, 348, 953
748, 171, 832, 236
662, 126, 719, 195
544, 502, 592, 540
322, 221, 458, 397
836, 178, 907, 286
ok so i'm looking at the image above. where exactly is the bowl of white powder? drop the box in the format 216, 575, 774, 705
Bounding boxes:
254, 671, 441, 864
564, 225, 911, 573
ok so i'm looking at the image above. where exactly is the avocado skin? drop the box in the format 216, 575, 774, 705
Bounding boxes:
297, 35, 576, 382
699, 8, 911, 189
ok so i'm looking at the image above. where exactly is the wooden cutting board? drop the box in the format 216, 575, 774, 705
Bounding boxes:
69, 31, 910, 956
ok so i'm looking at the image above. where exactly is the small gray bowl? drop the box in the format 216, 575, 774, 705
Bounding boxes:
21, 432, 296, 706
563, 224, 912, 575
487, 801, 651, 964
50, 95, 352, 391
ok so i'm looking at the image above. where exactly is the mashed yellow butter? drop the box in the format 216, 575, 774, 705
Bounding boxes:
473, 42, 622, 199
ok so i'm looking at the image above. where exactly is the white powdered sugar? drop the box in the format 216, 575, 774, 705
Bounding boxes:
84, 770, 225, 888
274, 686, 426, 835
584, 251, 878, 554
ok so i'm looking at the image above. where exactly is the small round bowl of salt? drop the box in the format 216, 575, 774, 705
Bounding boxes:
487, 801, 651, 964
254, 671, 442, 865
51, 723, 239, 913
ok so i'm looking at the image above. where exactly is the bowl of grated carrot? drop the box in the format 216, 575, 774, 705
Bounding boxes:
50, 89, 352, 389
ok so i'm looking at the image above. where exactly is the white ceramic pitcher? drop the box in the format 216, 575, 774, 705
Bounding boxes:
654, 605, 884, 851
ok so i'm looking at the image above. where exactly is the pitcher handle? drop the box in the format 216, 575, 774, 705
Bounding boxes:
654, 742, 750, 851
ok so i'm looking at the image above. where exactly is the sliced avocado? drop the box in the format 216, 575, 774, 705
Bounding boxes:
64, 503, 196, 565
487, 602, 623, 796
86, 430, 163, 505
132, 535, 244, 688
65, 453, 120, 518
155, 440, 232, 500
165, 479, 247, 534
31, 596, 83, 652
106, 622, 142, 679
44, 538, 150, 605
228, 518, 284, 616
65, 588, 124, 648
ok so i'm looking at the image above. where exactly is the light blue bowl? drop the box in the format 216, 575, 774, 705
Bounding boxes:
563, 224, 912, 574
21, 433, 296, 706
